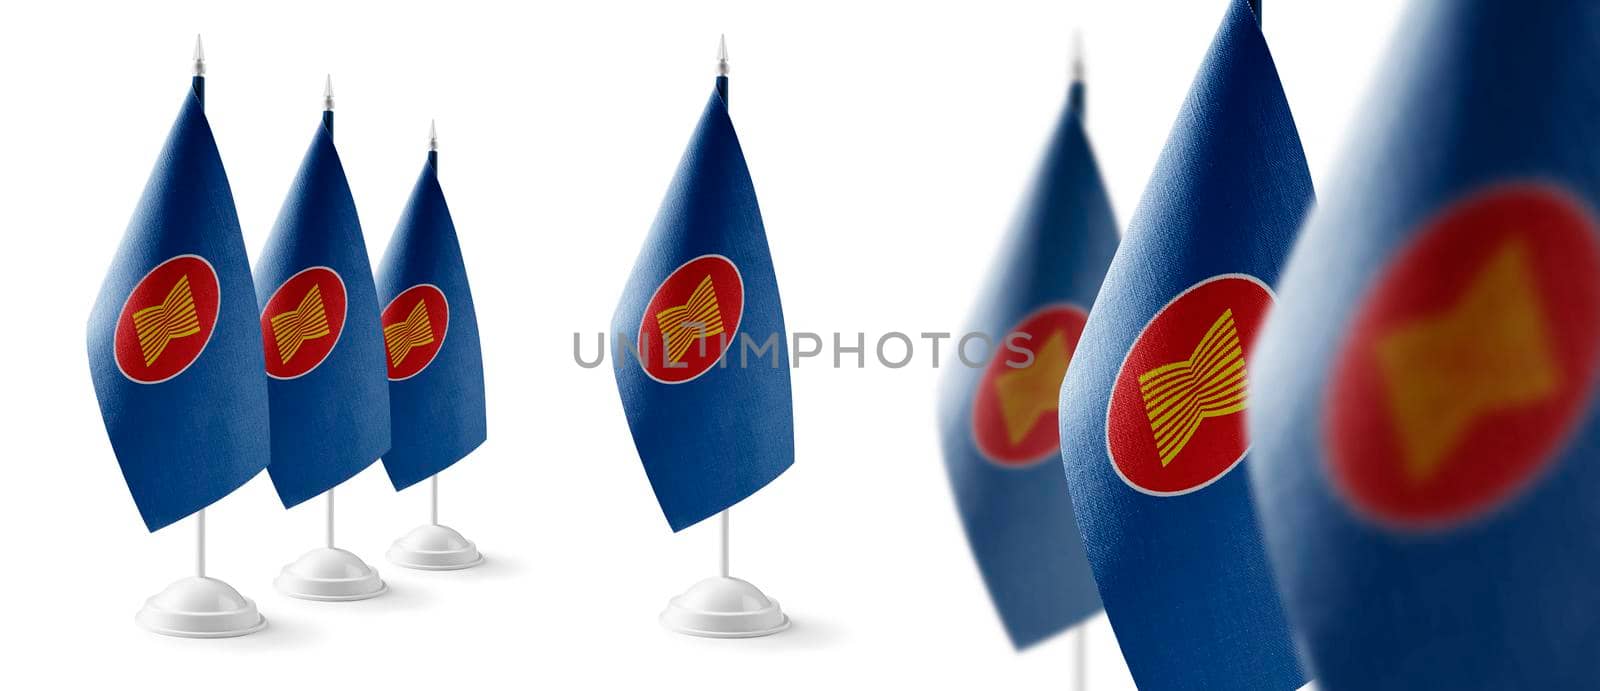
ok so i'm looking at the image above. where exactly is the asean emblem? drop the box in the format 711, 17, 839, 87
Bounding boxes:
1326, 183, 1600, 529
381, 284, 449, 381
1106, 274, 1274, 496
114, 254, 221, 384
260, 266, 347, 380
637, 254, 744, 384
971, 304, 1088, 467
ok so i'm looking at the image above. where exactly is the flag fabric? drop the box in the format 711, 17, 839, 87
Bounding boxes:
86, 81, 270, 532
254, 118, 390, 508
375, 151, 486, 491
1056, 0, 1312, 688
1249, 2, 1600, 689
936, 78, 1115, 649
611, 78, 793, 532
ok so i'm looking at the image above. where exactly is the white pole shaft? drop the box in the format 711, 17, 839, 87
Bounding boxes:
1071, 625, 1088, 691
325, 489, 335, 549
718, 509, 730, 578
195, 508, 207, 578
430, 475, 439, 526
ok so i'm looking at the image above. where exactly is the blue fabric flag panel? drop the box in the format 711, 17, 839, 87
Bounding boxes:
937, 79, 1116, 649
86, 83, 271, 532
1057, 0, 1312, 688
611, 80, 794, 532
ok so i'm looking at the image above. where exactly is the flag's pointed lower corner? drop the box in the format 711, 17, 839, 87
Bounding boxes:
274, 547, 388, 601
136, 576, 268, 638
386, 523, 485, 571
659, 576, 791, 638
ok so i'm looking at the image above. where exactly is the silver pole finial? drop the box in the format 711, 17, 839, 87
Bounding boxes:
193, 34, 206, 77
323, 74, 334, 111
717, 34, 730, 76
1072, 30, 1085, 82
429, 119, 438, 152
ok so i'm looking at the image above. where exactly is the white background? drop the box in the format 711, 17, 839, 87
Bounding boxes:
1, 1, 1407, 688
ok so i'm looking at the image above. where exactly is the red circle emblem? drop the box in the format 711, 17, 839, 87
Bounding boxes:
114, 254, 221, 384
1107, 274, 1274, 496
260, 266, 348, 380
971, 304, 1088, 467
1326, 183, 1600, 529
637, 254, 745, 384
381, 284, 450, 381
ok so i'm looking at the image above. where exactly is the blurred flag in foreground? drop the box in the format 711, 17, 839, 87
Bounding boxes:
86, 81, 270, 532
937, 70, 1115, 649
254, 116, 390, 508
1250, 2, 1600, 689
375, 140, 486, 491
1057, 0, 1311, 688
611, 78, 793, 532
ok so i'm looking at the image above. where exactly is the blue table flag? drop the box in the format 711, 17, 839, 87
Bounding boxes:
254, 118, 390, 508
375, 150, 487, 491
87, 81, 271, 532
611, 79, 793, 532
937, 76, 1115, 649
1056, 0, 1312, 688
1250, 2, 1600, 689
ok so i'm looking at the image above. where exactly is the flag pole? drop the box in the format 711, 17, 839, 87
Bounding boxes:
326, 489, 336, 548
1068, 38, 1089, 691
1071, 625, 1088, 691
321, 75, 337, 553
430, 476, 439, 526
192, 34, 209, 583
714, 32, 732, 583
656, 37, 789, 638
271, 76, 387, 600
719, 509, 730, 577
427, 121, 440, 531
134, 38, 268, 636
196, 509, 207, 578
383, 121, 484, 571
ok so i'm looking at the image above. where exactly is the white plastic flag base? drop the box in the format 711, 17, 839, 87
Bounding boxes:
386, 524, 484, 571
136, 576, 267, 638
274, 547, 388, 601
659, 576, 790, 638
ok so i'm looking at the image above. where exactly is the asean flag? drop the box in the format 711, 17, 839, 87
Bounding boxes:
86, 81, 270, 532
374, 149, 486, 492
611, 78, 793, 532
936, 75, 1115, 649
1056, 1, 1311, 688
1249, 3, 1600, 689
253, 118, 390, 509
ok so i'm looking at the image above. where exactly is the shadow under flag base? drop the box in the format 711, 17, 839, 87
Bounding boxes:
387, 524, 484, 570
137, 576, 267, 638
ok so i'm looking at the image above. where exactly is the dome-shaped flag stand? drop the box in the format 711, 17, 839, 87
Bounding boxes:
275, 488, 388, 600
138, 510, 268, 637
388, 475, 484, 570
659, 509, 790, 637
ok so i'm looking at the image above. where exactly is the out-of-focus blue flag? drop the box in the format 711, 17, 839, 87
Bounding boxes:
611, 78, 793, 532
86, 81, 270, 532
1056, 0, 1312, 688
1250, 3, 1600, 689
375, 148, 486, 491
937, 76, 1114, 649
254, 118, 390, 508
